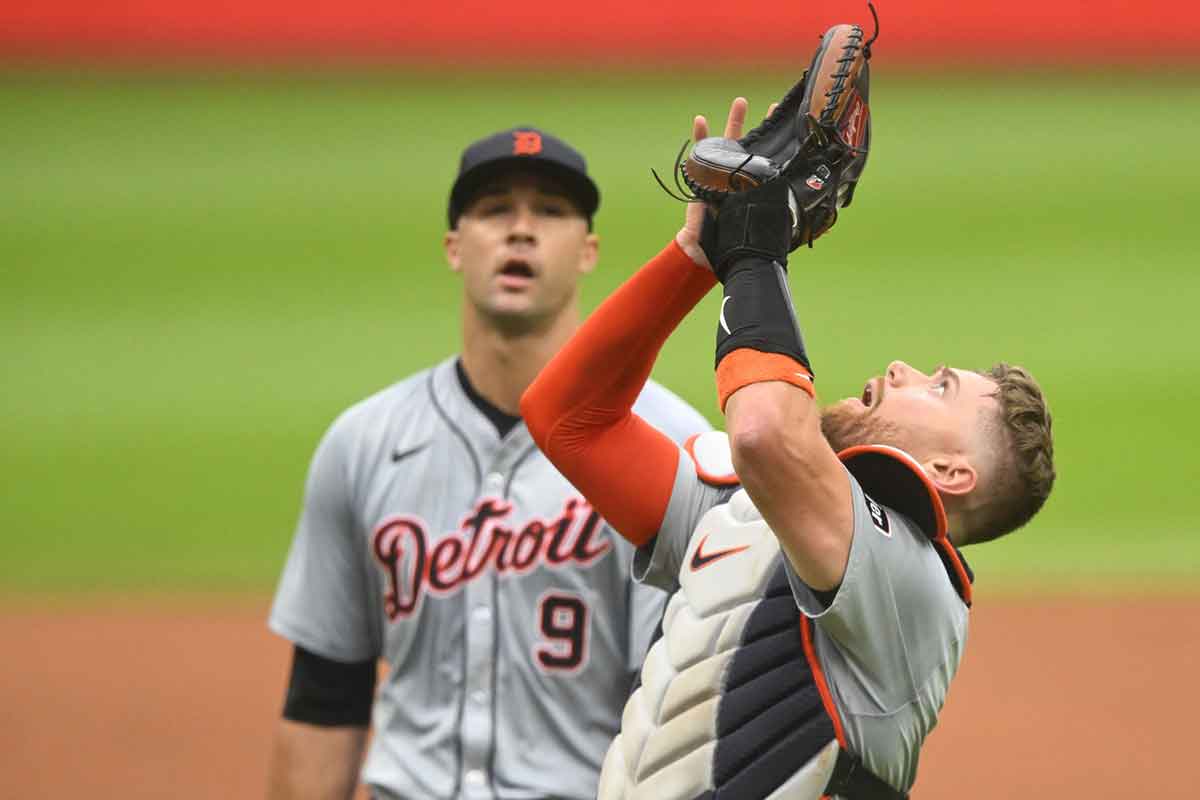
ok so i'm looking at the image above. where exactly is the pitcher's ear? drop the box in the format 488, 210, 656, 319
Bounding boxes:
579, 232, 599, 275
445, 230, 461, 273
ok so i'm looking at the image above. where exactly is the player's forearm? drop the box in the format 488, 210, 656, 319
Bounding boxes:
265, 720, 367, 800
522, 239, 715, 544
726, 381, 822, 506
725, 381, 851, 589
705, 187, 852, 589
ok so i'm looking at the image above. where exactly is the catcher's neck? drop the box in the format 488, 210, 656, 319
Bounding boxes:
459, 304, 580, 416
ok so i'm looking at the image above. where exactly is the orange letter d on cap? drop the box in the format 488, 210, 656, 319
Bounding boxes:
513, 131, 543, 155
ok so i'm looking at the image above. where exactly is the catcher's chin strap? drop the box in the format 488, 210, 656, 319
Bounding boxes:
824, 748, 909, 800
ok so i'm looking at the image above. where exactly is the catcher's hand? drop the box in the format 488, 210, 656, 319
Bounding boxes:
674, 97, 747, 270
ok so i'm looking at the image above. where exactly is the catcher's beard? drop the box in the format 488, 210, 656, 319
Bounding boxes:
820, 402, 905, 454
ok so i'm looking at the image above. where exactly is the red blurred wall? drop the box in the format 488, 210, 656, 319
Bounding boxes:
3, 0, 1198, 65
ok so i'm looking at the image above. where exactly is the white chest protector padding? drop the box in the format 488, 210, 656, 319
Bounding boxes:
598, 489, 840, 800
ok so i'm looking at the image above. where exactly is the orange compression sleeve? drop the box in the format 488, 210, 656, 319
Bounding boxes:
521, 240, 717, 546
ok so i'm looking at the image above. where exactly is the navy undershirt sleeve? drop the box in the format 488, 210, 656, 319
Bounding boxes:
282, 645, 376, 727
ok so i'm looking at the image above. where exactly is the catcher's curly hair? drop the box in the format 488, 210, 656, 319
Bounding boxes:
967, 363, 1056, 544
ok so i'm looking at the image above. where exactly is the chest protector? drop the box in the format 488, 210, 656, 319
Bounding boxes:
597, 437, 972, 800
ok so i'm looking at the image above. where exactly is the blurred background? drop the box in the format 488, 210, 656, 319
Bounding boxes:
2, 1, 1198, 797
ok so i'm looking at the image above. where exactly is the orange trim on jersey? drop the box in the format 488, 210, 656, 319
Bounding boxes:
683, 433, 740, 486
716, 348, 814, 411
800, 616, 847, 749
935, 538, 975, 607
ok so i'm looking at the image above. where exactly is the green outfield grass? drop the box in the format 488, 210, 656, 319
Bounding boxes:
2, 69, 1198, 596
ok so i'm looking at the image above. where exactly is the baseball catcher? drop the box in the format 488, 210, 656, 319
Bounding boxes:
522, 12, 1055, 800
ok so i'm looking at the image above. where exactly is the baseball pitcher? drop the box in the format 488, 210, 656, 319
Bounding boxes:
266, 128, 711, 800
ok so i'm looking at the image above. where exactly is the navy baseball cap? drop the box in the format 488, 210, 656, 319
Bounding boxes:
448, 126, 600, 229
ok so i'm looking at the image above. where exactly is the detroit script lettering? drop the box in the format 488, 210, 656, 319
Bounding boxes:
372, 498, 610, 619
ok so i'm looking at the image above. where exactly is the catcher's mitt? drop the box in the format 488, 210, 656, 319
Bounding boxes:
679, 12, 876, 247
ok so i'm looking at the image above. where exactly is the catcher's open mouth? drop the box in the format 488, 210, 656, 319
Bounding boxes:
861, 380, 875, 407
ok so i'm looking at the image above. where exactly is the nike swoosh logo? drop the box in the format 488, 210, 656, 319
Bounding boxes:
719, 296, 732, 336
391, 441, 431, 464
689, 533, 750, 571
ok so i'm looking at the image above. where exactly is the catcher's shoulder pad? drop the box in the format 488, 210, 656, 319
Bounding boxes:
685, 431, 740, 487
838, 445, 944, 540
838, 444, 973, 606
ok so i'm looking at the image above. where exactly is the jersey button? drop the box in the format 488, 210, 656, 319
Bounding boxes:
465, 769, 485, 787
472, 605, 492, 623
471, 688, 488, 704
485, 471, 504, 490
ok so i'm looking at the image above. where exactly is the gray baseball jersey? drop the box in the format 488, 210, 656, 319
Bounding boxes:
600, 432, 969, 798
269, 357, 711, 800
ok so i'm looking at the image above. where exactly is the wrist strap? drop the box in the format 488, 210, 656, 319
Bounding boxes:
717, 348, 814, 411
713, 253, 814, 410
715, 256, 811, 367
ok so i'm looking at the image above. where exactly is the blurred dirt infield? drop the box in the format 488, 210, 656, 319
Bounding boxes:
1, 597, 1196, 799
